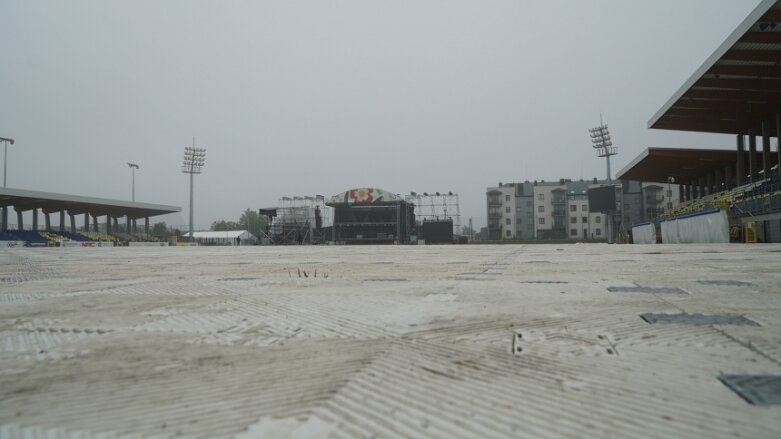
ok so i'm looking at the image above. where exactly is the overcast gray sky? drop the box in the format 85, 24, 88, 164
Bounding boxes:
0, 0, 761, 230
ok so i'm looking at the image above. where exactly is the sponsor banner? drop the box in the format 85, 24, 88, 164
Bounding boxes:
59, 241, 84, 248
128, 242, 169, 247
174, 242, 199, 247
57, 241, 115, 248
0, 241, 24, 248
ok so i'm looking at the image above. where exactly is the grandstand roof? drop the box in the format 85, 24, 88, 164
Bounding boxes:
0, 187, 181, 218
648, 0, 781, 135
616, 147, 776, 184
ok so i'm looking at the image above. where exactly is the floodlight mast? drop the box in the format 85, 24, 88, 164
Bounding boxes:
127, 163, 139, 201
0, 136, 14, 232
182, 138, 206, 242
589, 116, 618, 243
0, 137, 15, 189
589, 117, 617, 184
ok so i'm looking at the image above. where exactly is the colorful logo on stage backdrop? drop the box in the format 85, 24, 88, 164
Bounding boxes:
330, 188, 401, 205
349, 188, 374, 203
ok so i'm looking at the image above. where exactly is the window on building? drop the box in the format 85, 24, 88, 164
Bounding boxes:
582, 216, 587, 223
596, 228, 601, 236
570, 205, 576, 212
517, 218, 521, 224
582, 204, 587, 211
666, 189, 673, 198
527, 201, 532, 207
505, 230, 511, 237
505, 195, 511, 202
570, 217, 577, 224
595, 216, 601, 223
538, 217, 545, 225
506, 206, 511, 213
570, 229, 577, 236
537, 194, 544, 201
516, 207, 522, 213
538, 206, 545, 212
527, 224, 533, 229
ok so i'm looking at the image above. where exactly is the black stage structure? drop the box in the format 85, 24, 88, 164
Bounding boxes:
327, 188, 415, 244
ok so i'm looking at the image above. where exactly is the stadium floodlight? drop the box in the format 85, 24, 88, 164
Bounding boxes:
182, 139, 207, 242
589, 117, 617, 184
127, 163, 139, 201
1, 137, 15, 188
589, 116, 618, 244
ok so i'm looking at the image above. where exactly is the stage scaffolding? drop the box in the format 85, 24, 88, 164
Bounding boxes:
259, 195, 330, 244
404, 192, 462, 235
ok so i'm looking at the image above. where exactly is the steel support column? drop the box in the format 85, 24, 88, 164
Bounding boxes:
145, 217, 149, 236
777, 113, 781, 179
748, 130, 757, 182
84, 213, 89, 232
714, 169, 723, 193
706, 173, 714, 195
698, 176, 706, 199
44, 212, 51, 231
725, 166, 733, 191
70, 213, 76, 232
737, 134, 746, 186
32, 209, 38, 231
762, 120, 771, 180
16, 208, 23, 230
92, 215, 98, 232
59, 211, 65, 231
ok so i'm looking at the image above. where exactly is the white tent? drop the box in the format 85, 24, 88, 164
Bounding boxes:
182, 230, 256, 246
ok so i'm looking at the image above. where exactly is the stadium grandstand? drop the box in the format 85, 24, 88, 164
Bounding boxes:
0, 187, 180, 247
620, 0, 781, 243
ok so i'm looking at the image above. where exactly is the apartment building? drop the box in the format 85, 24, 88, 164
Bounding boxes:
486, 178, 681, 241
486, 182, 534, 240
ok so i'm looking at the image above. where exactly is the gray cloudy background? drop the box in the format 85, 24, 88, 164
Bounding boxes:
0, 0, 760, 230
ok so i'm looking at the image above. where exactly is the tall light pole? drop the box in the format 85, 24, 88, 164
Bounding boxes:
182, 138, 206, 242
0, 137, 14, 232
127, 163, 139, 201
589, 117, 617, 184
589, 117, 618, 243
1, 137, 15, 188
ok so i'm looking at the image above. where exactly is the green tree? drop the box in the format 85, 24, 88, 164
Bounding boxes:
239, 209, 268, 238
151, 222, 168, 238
211, 220, 241, 231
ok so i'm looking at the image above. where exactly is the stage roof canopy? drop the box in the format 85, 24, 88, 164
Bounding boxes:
0, 187, 181, 218
648, 0, 781, 135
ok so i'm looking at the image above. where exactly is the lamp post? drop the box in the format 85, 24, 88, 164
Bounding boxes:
127, 163, 139, 201
589, 117, 618, 243
1, 137, 15, 188
0, 137, 14, 232
182, 138, 206, 242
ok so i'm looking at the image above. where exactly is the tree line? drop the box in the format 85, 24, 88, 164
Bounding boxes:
150, 209, 268, 241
